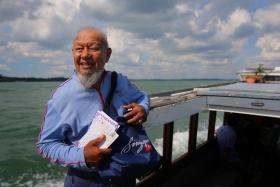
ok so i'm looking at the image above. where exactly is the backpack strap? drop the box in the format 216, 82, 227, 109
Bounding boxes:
103, 71, 118, 114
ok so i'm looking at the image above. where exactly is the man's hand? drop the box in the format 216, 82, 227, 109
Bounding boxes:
84, 135, 112, 167
123, 103, 146, 125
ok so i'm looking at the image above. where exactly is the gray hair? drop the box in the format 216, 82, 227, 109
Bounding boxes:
73, 27, 109, 48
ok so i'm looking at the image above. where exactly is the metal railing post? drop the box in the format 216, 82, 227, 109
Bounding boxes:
188, 113, 199, 154
207, 111, 217, 141
162, 121, 174, 169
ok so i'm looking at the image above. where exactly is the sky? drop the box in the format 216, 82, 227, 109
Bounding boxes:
0, 0, 279, 79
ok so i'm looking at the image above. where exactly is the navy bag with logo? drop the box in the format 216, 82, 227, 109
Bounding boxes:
98, 72, 161, 178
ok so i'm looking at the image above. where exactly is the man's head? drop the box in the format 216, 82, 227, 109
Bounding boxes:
72, 27, 112, 87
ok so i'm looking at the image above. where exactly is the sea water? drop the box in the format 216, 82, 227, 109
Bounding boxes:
0, 79, 230, 187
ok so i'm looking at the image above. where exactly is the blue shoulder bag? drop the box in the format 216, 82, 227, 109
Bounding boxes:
98, 72, 161, 179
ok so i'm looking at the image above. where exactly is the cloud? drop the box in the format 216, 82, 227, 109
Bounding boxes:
105, 27, 163, 78
255, 3, 280, 32
0, 0, 41, 23
0, 64, 11, 71
175, 3, 192, 14
252, 3, 280, 67
10, 0, 82, 49
0, 1, 280, 78
6, 42, 64, 59
256, 33, 280, 61
0, 41, 72, 77
218, 8, 251, 38
81, 0, 180, 39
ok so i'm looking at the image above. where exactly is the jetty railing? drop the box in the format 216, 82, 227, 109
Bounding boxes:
137, 86, 226, 186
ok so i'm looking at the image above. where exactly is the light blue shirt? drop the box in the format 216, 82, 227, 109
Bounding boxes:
36, 71, 150, 170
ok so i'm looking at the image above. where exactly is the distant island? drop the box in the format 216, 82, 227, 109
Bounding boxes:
0, 74, 235, 82
0, 74, 67, 82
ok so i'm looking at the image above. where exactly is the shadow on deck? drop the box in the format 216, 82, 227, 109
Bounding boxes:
159, 141, 280, 187
138, 138, 279, 187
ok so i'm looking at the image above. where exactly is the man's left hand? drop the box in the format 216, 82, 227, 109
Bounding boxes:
123, 103, 146, 125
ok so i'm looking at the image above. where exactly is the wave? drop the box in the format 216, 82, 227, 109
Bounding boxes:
0, 173, 64, 187
154, 129, 208, 159
153, 118, 223, 159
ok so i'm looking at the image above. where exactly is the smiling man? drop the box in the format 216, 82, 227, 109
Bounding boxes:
36, 27, 149, 186
73, 28, 111, 87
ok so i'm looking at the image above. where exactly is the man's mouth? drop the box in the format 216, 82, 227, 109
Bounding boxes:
80, 63, 93, 69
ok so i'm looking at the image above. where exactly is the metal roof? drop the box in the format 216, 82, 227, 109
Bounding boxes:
196, 82, 280, 100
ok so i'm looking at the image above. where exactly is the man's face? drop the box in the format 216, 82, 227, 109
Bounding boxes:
72, 29, 111, 76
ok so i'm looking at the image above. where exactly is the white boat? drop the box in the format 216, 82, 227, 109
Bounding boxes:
237, 66, 280, 83
138, 81, 280, 186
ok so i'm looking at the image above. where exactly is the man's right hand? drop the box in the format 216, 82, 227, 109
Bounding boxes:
84, 135, 112, 167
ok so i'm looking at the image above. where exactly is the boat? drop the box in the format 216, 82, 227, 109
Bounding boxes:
136, 81, 280, 186
237, 66, 280, 83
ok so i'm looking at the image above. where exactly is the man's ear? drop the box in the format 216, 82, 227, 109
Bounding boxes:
105, 48, 112, 62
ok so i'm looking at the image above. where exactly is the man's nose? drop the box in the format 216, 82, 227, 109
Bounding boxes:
81, 48, 91, 59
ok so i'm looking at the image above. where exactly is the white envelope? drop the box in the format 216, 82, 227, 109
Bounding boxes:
78, 111, 119, 148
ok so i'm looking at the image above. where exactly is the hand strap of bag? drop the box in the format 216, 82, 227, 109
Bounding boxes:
103, 71, 117, 114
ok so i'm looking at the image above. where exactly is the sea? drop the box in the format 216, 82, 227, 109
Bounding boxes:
0, 79, 232, 187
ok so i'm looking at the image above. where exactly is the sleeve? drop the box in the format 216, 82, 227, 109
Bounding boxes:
118, 74, 150, 115
36, 99, 88, 168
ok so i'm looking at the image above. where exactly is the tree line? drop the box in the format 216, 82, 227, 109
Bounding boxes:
0, 74, 67, 82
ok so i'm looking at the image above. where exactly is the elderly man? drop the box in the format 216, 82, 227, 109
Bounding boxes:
36, 27, 149, 186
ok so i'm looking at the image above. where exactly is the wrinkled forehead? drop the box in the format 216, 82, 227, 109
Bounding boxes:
73, 28, 107, 47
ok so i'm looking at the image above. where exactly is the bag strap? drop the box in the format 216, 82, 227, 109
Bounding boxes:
103, 71, 118, 114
